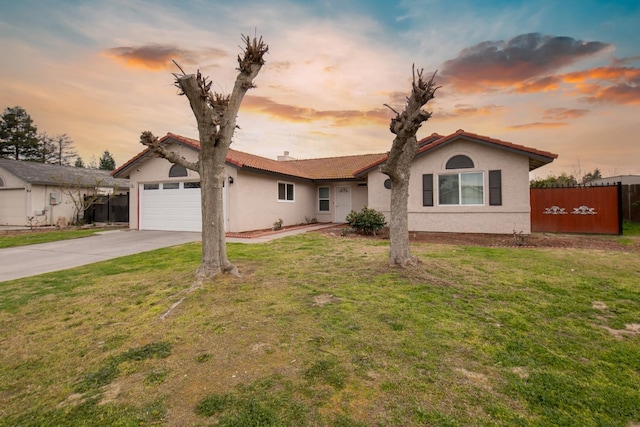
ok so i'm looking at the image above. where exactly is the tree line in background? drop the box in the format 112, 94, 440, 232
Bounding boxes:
0, 106, 116, 170
530, 168, 602, 187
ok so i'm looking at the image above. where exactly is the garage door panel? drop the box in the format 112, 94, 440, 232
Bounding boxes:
0, 189, 28, 226
140, 183, 202, 232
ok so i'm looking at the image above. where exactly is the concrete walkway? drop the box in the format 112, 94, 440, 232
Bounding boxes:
0, 224, 333, 282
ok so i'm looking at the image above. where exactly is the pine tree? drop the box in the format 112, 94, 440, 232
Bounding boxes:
0, 106, 40, 161
98, 150, 116, 170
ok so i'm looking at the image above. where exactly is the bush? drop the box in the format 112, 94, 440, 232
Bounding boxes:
346, 207, 387, 236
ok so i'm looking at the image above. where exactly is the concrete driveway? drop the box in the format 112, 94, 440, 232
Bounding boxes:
0, 230, 201, 282
0, 224, 334, 282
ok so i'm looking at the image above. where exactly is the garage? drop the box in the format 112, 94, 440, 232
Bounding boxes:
139, 182, 202, 232
0, 188, 27, 226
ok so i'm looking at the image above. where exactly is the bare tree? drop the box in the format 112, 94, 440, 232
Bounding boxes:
141, 34, 268, 280
380, 66, 439, 267
40, 133, 78, 165
51, 174, 119, 225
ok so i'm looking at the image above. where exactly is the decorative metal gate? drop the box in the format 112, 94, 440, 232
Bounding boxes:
530, 184, 622, 235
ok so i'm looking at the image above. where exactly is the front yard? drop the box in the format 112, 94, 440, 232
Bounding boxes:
1, 233, 639, 426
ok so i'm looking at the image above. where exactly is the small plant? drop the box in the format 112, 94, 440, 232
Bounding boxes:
272, 218, 283, 231
513, 229, 529, 246
305, 216, 318, 224
346, 207, 387, 236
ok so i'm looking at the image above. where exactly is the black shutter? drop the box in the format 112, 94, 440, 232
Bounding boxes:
489, 170, 502, 206
423, 174, 433, 206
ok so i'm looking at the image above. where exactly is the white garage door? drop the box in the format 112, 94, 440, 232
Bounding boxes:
0, 189, 28, 226
140, 182, 202, 232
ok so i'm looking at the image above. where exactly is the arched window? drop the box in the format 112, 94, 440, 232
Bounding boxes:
446, 155, 474, 169
169, 164, 188, 177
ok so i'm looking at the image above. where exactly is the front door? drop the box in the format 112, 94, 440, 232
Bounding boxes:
334, 185, 351, 223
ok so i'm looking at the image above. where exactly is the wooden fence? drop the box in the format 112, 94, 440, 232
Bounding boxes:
622, 184, 640, 223
530, 184, 622, 235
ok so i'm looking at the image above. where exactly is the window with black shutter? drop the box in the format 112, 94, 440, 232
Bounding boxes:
422, 174, 433, 206
489, 170, 502, 206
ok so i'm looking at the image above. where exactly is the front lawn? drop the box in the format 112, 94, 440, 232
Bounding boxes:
0, 228, 109, 249
1, 234, 638, 426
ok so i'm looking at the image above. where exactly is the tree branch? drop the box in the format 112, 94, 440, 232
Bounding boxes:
140, 131, 199, 172
380, 67, 439, 177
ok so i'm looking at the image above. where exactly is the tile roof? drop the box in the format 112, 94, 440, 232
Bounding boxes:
112, 129, 557, 180
0, 158, 129, 188
418, 129, 558, 171
354, 129, 558, 175
113, 133, 387, 181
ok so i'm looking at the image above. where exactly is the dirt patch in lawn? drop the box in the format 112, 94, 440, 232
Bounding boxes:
315, 226, 640, 252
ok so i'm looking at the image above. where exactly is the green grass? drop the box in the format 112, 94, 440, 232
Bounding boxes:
0, 228, 108, 249
1, 234, 639, 426
623, 220, 640, 236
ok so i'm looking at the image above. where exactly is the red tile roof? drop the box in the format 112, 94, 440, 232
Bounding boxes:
113, 133, 386, 181
113, 130, 557, 179
353, 129, 558, 175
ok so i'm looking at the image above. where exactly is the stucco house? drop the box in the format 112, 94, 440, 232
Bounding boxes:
113, 130, 557, 234
0, 159, 129, 226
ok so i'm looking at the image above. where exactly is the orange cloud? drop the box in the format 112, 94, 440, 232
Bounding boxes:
512, 76, 562, 93
242, 95, 391, 126
542, 108, 589, 120
102, 44, 228, 71
507, 122, 570, 130
585, 83, 640, 105
557, 67, 640, 104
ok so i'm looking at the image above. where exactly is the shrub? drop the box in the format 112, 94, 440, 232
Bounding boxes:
346, 207, 387, 236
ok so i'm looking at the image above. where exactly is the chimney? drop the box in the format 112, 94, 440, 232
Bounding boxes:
277, 151, 296, 161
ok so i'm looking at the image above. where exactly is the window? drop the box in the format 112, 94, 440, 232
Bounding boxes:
446, 155, 474, 169
489, 170, 502, 206
439, 172, 483, 205
163, 182, 179, 190
169, 164, 188, 177
318, 187, 330, 211
0, 176, 4, 187
143, 183, 159, 190
184, 182, 201, 189
422, 174, 433, 206
278, 182, 294, 201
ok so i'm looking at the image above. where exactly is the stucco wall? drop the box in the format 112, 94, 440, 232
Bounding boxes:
368, 140, 532, 234
233, 170, 316, 231
0, 168, 26, 188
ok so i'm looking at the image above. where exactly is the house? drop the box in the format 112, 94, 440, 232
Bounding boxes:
112, 130, 557, 234
362, 129, 558, 234
587, 175, 640, 185
0, 159, 129, 226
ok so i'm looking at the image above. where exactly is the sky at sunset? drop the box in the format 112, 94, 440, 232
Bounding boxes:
1, 0, 638, 178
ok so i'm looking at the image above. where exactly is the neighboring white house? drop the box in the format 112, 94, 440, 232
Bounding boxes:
0, 159, 129, 226
587, 175, 640, 185
113, 130, 557, 234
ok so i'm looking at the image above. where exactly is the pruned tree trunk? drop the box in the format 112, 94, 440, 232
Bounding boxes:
141, 34, 268, 280
380, 66, 439, 267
